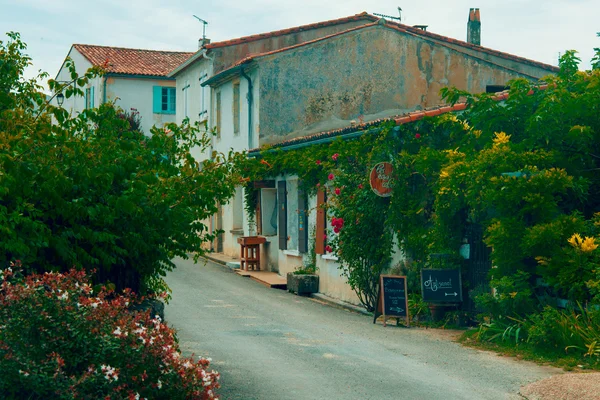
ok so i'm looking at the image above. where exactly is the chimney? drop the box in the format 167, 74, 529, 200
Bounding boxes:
198, 38, 211, 49
467, 8, 481, 45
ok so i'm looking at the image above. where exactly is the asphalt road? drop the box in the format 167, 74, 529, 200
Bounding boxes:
165, 257, 557, 400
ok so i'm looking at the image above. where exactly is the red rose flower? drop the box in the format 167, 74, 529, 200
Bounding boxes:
334, 187, 341, 195
325, 245, 332, 253
333, 227, 340, 234
332, 153, 339, 161
358, 183, 363, 189
415, 133, 421, 139
328, 173, 334, 180
316, 160, 321, 165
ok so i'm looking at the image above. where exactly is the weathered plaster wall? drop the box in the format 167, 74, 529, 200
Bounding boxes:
257, 24, 537, 145
210, 18, 374, 74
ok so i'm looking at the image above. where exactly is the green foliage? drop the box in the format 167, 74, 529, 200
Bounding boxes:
0, 265, 221, 399
240, 43, 600, 317
0, 32, 244, 292
475, 271, 536, 318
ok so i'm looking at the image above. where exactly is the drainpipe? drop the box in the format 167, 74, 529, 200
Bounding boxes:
239, 67, 254, 149
103, 76, 108, 104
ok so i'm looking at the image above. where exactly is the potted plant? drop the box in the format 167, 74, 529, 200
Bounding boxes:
287, 264, 319, 296
287, 231, 319, 295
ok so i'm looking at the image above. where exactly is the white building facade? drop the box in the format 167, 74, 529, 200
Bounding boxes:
53, 44, 193, 135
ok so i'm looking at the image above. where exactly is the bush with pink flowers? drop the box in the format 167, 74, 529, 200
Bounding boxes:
0, 265, 220, 399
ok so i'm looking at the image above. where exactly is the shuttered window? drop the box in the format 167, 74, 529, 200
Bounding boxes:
298, 186, 308, 253
315, 189, 326, 254
278, 181, 287, 250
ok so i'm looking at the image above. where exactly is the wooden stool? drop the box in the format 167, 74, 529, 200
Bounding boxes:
237, 236, 267, 271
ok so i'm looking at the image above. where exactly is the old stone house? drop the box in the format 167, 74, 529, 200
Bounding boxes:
173, 10, 558, 304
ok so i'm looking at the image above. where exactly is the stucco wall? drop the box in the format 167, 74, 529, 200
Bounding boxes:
210, 18, 374, 74
257, 24, 537, 145
52, 48, 98, 116
106, 77, 176, 135
174, 58, 213, 162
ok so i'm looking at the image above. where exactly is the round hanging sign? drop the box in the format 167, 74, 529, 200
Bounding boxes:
369, 162, 394, 197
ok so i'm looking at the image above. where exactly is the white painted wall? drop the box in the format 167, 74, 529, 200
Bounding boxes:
52, 48, 98, 117
107, 77, 176, 135
52, 48, 178, 136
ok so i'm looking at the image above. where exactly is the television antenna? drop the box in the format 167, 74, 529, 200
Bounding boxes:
374, 6, 402, 23
193, 15, 209, 40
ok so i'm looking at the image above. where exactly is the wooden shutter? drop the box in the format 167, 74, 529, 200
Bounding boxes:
298, 186, 308, 253
152, 86, 162, 113
278, 181, 287, 250
91, 86, 95, 108
315, 189, 326, 254
256, 190, 262, 235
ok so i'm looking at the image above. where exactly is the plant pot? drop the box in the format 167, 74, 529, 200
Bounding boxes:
287, 273, 319, 296
428, 303, 448, 322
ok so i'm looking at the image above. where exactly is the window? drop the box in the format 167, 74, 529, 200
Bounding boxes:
215, 91, 221, 138
199, 73, 208, 120
85, 87, 94, 109
153, 86, 175, 114
233, 82, 240, 135
182, 80, 190, 118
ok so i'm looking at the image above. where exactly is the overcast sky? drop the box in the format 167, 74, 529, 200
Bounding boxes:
2, 0, 598, 86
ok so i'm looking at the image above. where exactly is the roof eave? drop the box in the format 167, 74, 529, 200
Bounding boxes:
168, 49, 208, 77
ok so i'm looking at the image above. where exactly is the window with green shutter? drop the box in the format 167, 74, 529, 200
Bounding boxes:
153, 86, 176, 114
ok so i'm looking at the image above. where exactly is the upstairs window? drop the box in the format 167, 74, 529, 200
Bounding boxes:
215, 91, 221, 139
153, 86, 176, 114
233, 82, 240, 135
85, 87, 94, 109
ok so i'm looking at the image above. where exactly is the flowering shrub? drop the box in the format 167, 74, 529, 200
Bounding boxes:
0, 265, 220, 399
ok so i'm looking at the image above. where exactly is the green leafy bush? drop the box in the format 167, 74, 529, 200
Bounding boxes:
0, 264, 221, 399
0, 32, 244, 293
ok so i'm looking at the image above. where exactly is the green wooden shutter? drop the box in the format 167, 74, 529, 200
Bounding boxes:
298, 186, 308, 253
153, 86, 162, 113
278, 181, 287, 250
91, 86, 95, 108
315, 189, 326, 254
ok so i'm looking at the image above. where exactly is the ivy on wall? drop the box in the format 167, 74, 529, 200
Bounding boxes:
241, 50, 600, 315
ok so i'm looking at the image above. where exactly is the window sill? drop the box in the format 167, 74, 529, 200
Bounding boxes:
283, 249, 302, 258
230, 229, 244, 235
153, 111, 176, 115
321, 254, 339, 261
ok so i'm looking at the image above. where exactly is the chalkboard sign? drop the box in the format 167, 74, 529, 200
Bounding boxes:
421, 269, 463, 303
373, 275, 409, 327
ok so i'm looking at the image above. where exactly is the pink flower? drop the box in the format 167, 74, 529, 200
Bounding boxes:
328, 173, 334, 181
316, 160, 321, 165
358, 183, 363, 189
415, 133, 421, 139
316, 183, 321, 188
334, 187, 341, 195
325, 245, 332, 253
332, 153, 339, 161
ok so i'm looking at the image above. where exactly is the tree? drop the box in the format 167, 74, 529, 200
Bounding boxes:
0, 32, 245, 293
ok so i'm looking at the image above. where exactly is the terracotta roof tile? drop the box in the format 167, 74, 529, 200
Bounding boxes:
72, 44, 194, 77
205, 12, 377, 50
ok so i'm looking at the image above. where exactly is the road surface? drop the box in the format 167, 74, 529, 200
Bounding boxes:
165, 257, 557, 400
